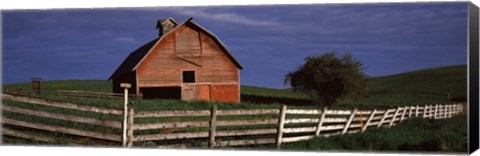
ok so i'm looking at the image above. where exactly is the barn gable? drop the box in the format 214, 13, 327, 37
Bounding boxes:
109, 17, 242, 103
132, 18, 243, 71
108, 18, 242, 81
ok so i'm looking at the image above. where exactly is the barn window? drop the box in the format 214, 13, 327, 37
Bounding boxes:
183, 71, 195, 83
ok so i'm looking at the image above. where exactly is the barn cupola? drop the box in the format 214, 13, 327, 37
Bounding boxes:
156, 17, 178, 37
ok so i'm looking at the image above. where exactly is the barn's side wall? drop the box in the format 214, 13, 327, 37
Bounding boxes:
135, 24, 240, 103
210, 84, 239, 103
112, 71, 137, 94
182, 84, 239, 103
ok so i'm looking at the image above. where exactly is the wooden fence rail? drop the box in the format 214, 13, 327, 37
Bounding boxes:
2, 93, 123, 115
2, 117, 122, 141
1, 93, 464, 148
125, 103, 462, 148
56, 90, 142, 100
1, 93, 123, 144
2, 105, 122, 128
275, 103, 462, 147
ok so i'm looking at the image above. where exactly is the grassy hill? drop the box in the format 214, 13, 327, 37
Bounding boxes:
241, 65, 466, 107
2, 65, 467, 108
361, 65, 467, 106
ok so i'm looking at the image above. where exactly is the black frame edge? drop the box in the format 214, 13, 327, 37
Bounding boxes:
468, 1, 480, 154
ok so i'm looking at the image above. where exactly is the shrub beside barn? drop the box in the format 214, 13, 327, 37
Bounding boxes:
109, 17, 243, 103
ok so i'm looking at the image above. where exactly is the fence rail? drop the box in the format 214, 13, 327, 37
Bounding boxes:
2, 93, 123, 115
1, 93, 123, 144
56, 90, 142, 100
1, 93, 464, 148
1, 117, 122, 141
124, 103, 463, 148
2, 105, 122, 128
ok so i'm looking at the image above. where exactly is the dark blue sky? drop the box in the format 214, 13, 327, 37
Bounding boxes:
2, 2, 468, 88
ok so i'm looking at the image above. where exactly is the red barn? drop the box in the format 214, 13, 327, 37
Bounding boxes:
108, 17, 243, 103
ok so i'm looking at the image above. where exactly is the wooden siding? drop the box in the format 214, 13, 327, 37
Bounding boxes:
197, 85, 211, 101
177, 84, 240, 103
211, 84, 239, 103
136, 26, 239, 84
175, 26, 201, 56
134, 24, 240, 102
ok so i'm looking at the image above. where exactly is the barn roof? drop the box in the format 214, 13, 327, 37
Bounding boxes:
185, 20, 244, 70
108, 18, 243, 80
108, 38, 159, 80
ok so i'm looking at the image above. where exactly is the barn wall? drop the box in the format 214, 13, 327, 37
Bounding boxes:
112, 71, 137, 94
136, 34, 187, 87
210, 84, 239, 103
179, 84, 239, 103
137, 25, 239, 86
135, 25, 240, 103
196, 85, 211, 101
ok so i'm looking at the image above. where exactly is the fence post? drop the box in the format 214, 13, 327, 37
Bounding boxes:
447, 105, 450, 118
449, 105, 453, 117
120, 83, 131, 147
127, 105, 134, 147
444, 104, 447, 119
434, 104, 438, 119
408, 106, 412, 118
444, 105, 450, 119
423, 105, 428, 118
440, 104, 444, 118
453, 104, 456, 116
429, 105, 433, 118
448, 105, 451, 118
426, 105, 429, 118
208, 105, 217, 148
378, 109, 389, 128
438, 104, 441, 119
315, 107, 327, 136
452, 104, 457, 115
428, 105, 435, 119
363, 109, 376, 132
342, 108, 357, 134
276, 105, 287, 149
400, 106, 407, 122
444, 105, 447, 118
453, 104, 455, 115
444, 104, 447, 118
415, 105, 419, 117
440, 104, 443, 118
451, 105, 454, 117
440, 105, 447, 119
389, 107, 400, 127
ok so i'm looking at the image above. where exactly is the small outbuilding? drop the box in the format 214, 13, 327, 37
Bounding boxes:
108, 17, 243, 103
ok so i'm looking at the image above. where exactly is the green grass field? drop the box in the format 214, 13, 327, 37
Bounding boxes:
1, 65, 468, 150
280, 115, 468, 153
3, 64, 467, 109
